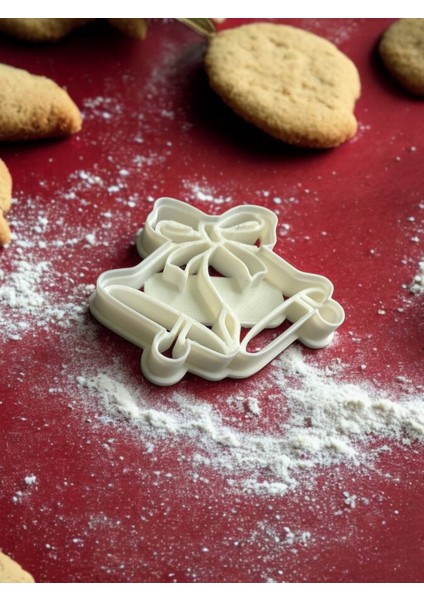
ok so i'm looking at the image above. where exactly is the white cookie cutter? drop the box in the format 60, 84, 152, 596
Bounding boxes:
90, 198, 344, 385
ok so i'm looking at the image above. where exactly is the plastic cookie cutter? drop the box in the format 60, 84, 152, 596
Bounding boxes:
89, 197, 345, 385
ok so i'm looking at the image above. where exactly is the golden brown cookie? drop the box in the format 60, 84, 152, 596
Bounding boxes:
108, 18, 148, 40
0, 550, 34, 583
0, 159, 12, 245
0, 18, 149, 43
0, 63, 82, 142
379, 19, 424, 96
0, 18, 94, 42
204, 23, 361, 148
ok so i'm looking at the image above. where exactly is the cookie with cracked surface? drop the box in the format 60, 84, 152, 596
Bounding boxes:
0, 550, 34, 583
0, 159, 13, 245
204, 23, 361, 148
0, 18, 94, 42
0, 63, 82, 142
379, 19, 424, 96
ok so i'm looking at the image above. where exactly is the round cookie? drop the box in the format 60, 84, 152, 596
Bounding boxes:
379, 19, 424, 96
204, 23, 361, 148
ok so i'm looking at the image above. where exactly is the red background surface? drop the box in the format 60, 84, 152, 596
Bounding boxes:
0, 19, 423, 582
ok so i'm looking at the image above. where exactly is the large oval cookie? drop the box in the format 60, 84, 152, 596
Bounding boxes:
379, 19, 424, 96
204, 23, 361, 148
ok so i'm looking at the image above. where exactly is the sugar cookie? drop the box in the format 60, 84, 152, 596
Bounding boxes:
0, 18, 149, 42
0, 159, 12, 245
108, 19, 148, 40
0, 63, 82, 142
0, 550, 34, 583
0, 18, 94, 42
379, 18, 424, 96
204, 23, 361, 148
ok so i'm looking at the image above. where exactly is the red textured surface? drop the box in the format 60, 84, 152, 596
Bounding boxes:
0, 19, 423, 583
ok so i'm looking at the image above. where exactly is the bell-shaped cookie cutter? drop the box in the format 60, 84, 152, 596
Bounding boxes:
90, 197, 345, 385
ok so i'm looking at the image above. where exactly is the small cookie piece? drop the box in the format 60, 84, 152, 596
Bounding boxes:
204, 23, 361, 148
0, 159, 12, 245
0, 18, 94, 42
0, 63, 82, 142
379, 19, 424, 96
0, 550, 34, 583
108, 19, 148, 40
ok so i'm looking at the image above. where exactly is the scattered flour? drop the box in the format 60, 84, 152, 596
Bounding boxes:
0, 233, 93, 341
298, 18, 365, 45
1, 22, 423, 583
343, 491, 358, 509
247, 397, 261, 416
2, 173, 423, 500
24, 475, 37, 486
182, 180, 233, 205
409, 258, 424, 294
76, 346, 424, 496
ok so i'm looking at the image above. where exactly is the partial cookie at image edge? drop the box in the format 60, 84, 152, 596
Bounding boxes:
108, 18, 148, 40
0, 550, 34, 583
0, 18, 94, 42
0, 18, 150, 43
0, 63, 82, 142
379, 18, 424, 96
0, 158, 12, 245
